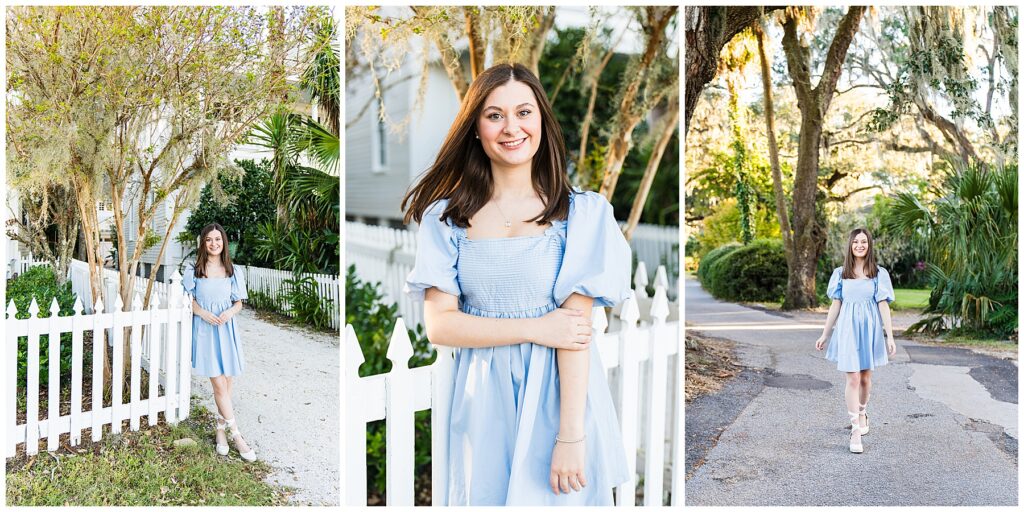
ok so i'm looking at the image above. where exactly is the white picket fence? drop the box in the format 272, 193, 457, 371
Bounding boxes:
245, 265, 341, 331
62, 259, 340, 331
346, 220, 680, 330
5, 271, 194, 457
343, 276, 682, 506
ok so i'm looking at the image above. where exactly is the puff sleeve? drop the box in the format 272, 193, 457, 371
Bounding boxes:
875, 266, 895, 303
182, 263, 197, 295
553, 191, 632, 308
404, 200, 461, 302
231, 267, 248, 302
826, 267, 843, 301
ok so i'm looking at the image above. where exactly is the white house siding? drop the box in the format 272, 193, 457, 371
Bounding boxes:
345, 61, 459, 225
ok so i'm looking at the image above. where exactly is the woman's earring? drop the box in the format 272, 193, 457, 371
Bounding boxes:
475, 133, 479, 139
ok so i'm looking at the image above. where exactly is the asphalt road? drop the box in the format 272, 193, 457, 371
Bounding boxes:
685, 277, 1018, 506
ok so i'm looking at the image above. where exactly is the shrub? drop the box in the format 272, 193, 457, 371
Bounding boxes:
7, 265, 77, 388
283, 275, 335, 331
696, 242, 740, 285
704, 239, 787, 302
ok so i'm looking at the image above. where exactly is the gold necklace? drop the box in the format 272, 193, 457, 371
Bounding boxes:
494, 201, 513, 228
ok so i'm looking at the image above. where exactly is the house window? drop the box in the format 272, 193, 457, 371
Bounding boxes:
372, 108, 388, 173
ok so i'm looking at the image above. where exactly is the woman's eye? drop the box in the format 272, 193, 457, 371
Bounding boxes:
488, 113, 503, 120
518, 109, 531, 117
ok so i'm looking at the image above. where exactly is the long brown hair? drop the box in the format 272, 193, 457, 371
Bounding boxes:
194, 223, 234, 278
401, 62, 572, 227
841, 227, 878, 279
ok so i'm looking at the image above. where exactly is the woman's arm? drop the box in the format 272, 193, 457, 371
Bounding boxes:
423, 288, 591, 350
877, 300, 896, 354
192, 298, 223, 326
550, 292, 592, 494
218, 300, 243, 323
814, 299, 842, 350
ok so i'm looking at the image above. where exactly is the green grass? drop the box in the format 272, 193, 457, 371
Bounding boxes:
6, 404, 289, 506
892, 288, 931, 311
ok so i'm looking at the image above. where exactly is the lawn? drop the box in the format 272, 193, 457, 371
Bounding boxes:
6, 403, 289, 506
892, 288, 931, 311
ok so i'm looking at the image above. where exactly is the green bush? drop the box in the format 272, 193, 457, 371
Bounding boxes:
696, 242, 740, 285
182, 159, 276, 267
346, 265, 434, 502
283, 275, 335, 331
7, 265, 77, 388
704, 239, 787, 302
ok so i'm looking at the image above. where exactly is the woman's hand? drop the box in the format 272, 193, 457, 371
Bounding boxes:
217, 308, 236, 324
815, 334, 827, 351
534, 308, 592, 350
197, 309, 223, 326
550, 438, 587, 495
886, 335, 896, 356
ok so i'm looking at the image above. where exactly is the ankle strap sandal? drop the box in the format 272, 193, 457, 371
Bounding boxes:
848, 411, 864, 454
215, 415, 230, 456
224, 417, 257, 462
858, 402, 870, 436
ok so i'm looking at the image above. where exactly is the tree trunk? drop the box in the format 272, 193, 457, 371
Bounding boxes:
598, 6, 676, 201
524, 7, 556, 76
754, 22, 793, 269
464, 7, 485, 79
624, 101, 679, 241
780, 7, 865, 310
575, 35, 621, 175
684, 6, 784, 134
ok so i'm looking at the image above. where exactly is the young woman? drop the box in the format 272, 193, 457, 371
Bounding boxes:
182, 222, 256, 462
403, 63, 631, 505
815, 228, 896, 454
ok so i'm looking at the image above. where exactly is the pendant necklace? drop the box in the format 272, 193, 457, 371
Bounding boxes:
494, 201, 513, 228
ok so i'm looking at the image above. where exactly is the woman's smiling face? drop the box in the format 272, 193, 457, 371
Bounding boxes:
476, 79, 543, 170
851, 232, 869, 258
204, 229, 224, 257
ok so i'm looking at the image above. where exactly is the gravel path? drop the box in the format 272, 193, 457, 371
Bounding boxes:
685, 277, 1017, 506
191, 308, 339, 505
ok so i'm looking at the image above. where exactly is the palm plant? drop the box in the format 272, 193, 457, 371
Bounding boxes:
888, 159, 1018, 338
247, 13, 340, 278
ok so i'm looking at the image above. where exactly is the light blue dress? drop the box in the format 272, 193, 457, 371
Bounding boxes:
824, 266, 895, 372
405, 191, 632, 506
182, 264, 248, 377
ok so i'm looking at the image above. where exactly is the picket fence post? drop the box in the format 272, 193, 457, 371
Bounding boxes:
6, 301, 18, 457
385, 318, 415, 505
615, 291, 641, 507
91, 297, 105, 442
70, 297, 84, 446
643, 285, 670, 505
26, 298, 41, 456
166, 271, 181, 424
344, 325, 368, 506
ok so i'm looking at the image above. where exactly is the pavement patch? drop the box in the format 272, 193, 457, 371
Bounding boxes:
762, 370, 832, 390
908, 363, 1018, 439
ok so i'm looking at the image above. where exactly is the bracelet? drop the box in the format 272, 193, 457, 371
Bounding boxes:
555, 433, 586, 444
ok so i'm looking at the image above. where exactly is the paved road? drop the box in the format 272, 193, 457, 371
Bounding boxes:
685, 277, 1018, 506
191, 308, 340, 505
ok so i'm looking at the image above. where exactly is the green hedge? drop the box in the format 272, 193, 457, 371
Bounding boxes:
702, 239, 788, 302
696, 242, 741, 284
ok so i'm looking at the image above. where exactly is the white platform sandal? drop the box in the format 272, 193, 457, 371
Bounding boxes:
215, 416, 229, 456
848, 411, 864, 454
225, 417, 257, 462
859, 402, 870, 436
